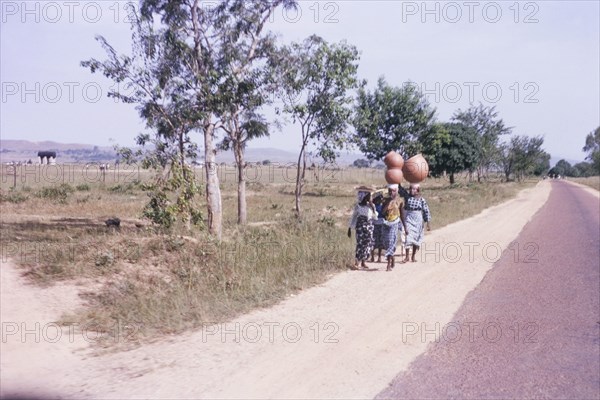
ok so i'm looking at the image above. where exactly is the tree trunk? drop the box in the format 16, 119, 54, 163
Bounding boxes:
234, 143, 247, 225
204, 121, 222, 240
450, 172, 455, 185
295, 145, 306, 217
178, 131, 191, 231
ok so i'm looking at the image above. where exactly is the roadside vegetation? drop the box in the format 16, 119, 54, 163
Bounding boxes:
0, 165, 536, 343
3, 0, 598, 346
571, 176, 600, 191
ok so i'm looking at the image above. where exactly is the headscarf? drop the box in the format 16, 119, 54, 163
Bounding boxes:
387, 183, 399, 190
410, 183, 420, 192
357, 191, 370, 203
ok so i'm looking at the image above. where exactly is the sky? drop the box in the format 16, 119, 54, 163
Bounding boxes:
1, 0, 599, 163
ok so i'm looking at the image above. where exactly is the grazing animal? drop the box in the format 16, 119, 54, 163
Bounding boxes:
37, 151, 57, 165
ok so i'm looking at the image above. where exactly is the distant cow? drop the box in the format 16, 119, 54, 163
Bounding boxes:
37, 151, 57, 165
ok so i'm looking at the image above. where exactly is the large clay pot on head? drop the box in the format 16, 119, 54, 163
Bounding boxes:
385, 167, 404, 184
383, 151, 404, 169
402, 154, 429, 183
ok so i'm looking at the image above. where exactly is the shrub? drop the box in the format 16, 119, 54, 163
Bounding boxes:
0, 190, 29, 204
35, 183, 75, 203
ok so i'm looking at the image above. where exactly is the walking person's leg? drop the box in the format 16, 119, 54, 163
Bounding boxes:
411, 245, 419, 262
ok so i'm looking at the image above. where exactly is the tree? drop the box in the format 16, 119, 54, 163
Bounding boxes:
532, 151, 551, 176
276, 35, 359, 217
583, 126, 600, 174
573, 161, 595, 177
353, 77, 436, 160
549, 159, 577, 178
352, 159, 371, 168
452, 104, 512, 182
421, 122, 480, 184
82, 7, 202, 230
215, 1, 294, 225
83, 0, 295, 238
499, 135, 546, 181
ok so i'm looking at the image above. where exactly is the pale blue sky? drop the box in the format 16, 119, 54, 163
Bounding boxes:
1, 1, 599, 162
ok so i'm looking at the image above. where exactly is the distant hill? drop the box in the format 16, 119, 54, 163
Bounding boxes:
3, 139, 587, 169
0, 139, 365, 166
216, 148, 363, 166
0, 140, 116, 163
0, 140, 111, 152
216, 148, 298, 164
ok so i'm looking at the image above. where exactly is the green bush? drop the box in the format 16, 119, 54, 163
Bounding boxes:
0, 190, 29, 204
35, 184, 74, 203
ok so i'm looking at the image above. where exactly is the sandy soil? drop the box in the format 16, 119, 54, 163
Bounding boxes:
1, 181, 551, 399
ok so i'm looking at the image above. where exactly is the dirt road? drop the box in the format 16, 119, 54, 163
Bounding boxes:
377, 180, 600, 399
1, 180, 561, 399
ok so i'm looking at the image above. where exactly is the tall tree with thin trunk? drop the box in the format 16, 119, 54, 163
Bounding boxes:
452, 104, 512, 182
83, 0, 295, 237
216, 0, 295, 225
275, 35, 359, 217
82, 7, 202, 230
85, 0, 227, 237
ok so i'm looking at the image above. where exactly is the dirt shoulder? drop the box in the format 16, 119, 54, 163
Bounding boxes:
1, 181, 551, 399
564, 178, 600, 198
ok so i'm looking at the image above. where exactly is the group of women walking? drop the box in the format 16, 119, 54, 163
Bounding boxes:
348, 183, 432, 271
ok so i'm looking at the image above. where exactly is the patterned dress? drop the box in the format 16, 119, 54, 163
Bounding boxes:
381, 196, 404, 257
404, 196, 432, 247
372, 203, 385, 250
349, 204, 376, 261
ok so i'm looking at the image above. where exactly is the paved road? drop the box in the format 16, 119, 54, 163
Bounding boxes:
377, 181, 600, 399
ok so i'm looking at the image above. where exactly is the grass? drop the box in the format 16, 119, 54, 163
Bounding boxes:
570, 176, 600, 191
0, 164, 537, 345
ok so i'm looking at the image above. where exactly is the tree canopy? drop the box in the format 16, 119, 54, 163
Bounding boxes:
583, 126, 600, 174
83, 0, 298, 236
275, 35, 360, 216
452, 104, 512, 181
421, 122, 480, 184
353, 78, 436, 161
499, 135, 546, 181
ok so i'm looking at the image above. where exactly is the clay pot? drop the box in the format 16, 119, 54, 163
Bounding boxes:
383, 151, 404, 169
402, 154, 429, 183
385, 167, 404, 184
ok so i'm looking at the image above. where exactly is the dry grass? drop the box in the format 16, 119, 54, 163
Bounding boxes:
570, 176, 600, 191
0, 164, 537, 345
